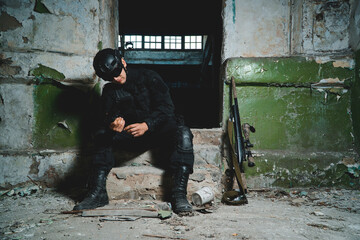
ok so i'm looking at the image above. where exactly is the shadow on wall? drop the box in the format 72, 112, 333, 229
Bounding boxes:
32, 80, 100, 198
32, 78, 175, 200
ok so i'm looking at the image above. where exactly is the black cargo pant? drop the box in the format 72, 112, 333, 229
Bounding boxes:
92, 119, 194, 173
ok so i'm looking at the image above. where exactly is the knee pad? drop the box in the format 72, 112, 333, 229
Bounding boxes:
176, 126, 194, 153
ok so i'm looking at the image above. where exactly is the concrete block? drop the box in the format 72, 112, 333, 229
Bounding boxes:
0, 153, 33, 188
0, 83, 33, 150
222, 0, 290, 59
112, 144, 222, 168
194, 145, 222, 166
302, 0, 350, 53
192, 128, 222, 146
1, 0, 100, 55
1, 51, 95, 83
35, 151, 78, 187
0, 150, 80, 188
107, 165, 223, 201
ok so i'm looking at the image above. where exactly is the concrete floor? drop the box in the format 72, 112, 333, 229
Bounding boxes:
1, 187, 359, 240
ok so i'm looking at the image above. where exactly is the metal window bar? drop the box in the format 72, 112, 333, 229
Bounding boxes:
120, 35, 203, 50
144, 35, 162, 49
184, 35, 202, 49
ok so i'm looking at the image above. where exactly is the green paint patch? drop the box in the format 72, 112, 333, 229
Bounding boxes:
225, 57, 354, 85
245, 152, 359, 188
34, 0, 51, 14
93, 82, 102, 97
33, 84, 98, 149
30, 64, 65, 84
97, 41, 103, 50
224, 85, 352, 151
223, 57, 355, 152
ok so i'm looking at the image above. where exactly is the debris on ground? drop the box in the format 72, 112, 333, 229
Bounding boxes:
1, 184, 40, 197
0, 188, 359, 239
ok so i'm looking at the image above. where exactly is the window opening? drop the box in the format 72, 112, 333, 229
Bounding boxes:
119, 35, 203, 50
184, 36, 202, 49
144, 36, 162, 49
124, 35, 142, 49
164, 36, 182, 49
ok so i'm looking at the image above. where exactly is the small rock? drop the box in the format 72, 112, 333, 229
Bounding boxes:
115, 173, 127, 180
311, 211, 324, 216
174, 226, 186, 232
190, 173, 205, 182
291, 198, 306, 206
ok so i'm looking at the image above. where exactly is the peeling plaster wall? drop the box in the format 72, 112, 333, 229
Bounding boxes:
222, 0, 353, 59
301, 0, 351, 54
0, 0, 118, 187
2, 0, 101, 54
222, 0, 360, 188
0, 0, 117, 83
222, 0, 290, 60
349, 0, 360, 51
0, 84, 33, 149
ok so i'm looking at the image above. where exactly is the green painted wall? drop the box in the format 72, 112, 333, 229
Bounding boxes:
244, 153, 359, 188
225, 57, 353, 86
30, 64, 100, 150
224, 57, 359, 188
33, 84, 98, 149
224, 86, 353, 152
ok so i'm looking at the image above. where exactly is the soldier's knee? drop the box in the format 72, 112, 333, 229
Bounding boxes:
176, 126, 193, 153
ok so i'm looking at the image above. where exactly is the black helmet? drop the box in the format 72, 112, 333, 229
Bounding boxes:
93, 48, 124, 81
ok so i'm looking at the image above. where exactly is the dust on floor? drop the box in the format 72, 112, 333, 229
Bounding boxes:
1, 187, 359, 240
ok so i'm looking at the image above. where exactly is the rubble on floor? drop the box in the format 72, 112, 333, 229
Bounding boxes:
1, 187, 359, 240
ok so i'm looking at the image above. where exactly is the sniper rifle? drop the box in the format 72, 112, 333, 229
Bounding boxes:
222, 77, 256, 205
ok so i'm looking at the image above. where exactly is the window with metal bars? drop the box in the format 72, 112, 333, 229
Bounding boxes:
184, 36, 202, 50
119, 35, 203, 50
123, 35, 142, 49
164, 36, 182, 49
144, 36, 162, 49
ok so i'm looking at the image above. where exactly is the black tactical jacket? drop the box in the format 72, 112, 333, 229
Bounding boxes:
100, 67, 176, 132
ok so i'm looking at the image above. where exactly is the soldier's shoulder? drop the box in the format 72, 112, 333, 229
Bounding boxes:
142, 68, 161, 79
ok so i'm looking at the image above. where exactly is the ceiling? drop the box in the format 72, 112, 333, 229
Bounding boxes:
118, 0, 222, 35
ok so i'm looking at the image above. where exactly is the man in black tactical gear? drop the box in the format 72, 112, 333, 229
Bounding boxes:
73, 48, 194, 214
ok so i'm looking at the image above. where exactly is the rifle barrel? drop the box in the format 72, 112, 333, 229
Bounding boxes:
231, 77, 245, 168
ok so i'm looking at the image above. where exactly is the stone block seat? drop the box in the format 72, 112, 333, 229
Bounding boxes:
106, 128, 224, 202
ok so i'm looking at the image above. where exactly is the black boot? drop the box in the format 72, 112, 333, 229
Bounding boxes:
73, 169, 109, 210
171, 165, 193, 214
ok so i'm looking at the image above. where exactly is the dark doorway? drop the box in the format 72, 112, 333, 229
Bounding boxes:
118, 0, 222, 128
